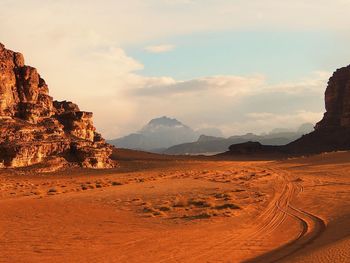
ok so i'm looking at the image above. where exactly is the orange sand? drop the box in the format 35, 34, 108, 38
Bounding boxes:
0, 151, 349, 262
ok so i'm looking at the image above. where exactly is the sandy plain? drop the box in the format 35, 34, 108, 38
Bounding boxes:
0, 149, 349, 262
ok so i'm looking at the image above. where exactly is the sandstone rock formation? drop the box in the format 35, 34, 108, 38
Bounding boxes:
315, 66, 350, 129
0, 43, 116, 168
228, 65, 350, 155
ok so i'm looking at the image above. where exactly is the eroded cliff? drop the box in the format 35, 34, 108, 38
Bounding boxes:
0, 43, 116, 168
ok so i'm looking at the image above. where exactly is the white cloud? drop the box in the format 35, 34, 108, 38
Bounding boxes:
246, 110, 323, 126
144, 44, 175, 53
130, 75, 265, 97
130, 71, 328, 99
266, 71, 332, 94
89, 47, 144, 74
2, 1, 350, 49
239, 110, 323, 134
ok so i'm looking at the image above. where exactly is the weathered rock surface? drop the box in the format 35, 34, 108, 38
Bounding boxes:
286, 65, 350, 153
228, 65, 350, 155
0, 43, 116, 168
316, 65, 350, 129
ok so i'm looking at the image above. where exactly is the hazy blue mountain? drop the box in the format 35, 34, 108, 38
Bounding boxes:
195, 127, 223, 138
163, 123, 314, 155
108, 116, 210, 151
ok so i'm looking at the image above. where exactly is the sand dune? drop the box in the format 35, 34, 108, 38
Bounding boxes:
0, 152, 349, 262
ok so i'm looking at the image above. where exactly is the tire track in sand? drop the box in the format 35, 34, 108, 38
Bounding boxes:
158, 169, 290, 262
244, 169, 326, 263
157, 168, 326, 263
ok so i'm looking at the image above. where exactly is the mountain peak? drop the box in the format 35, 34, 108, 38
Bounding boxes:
147, 116, 183, 127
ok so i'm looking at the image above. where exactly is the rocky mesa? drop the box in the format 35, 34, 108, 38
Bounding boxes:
286, 64, 350, 153
0, 43, 116, 168
315, 65, 350, 129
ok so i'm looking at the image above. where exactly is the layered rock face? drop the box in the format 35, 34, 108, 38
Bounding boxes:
0, 43, 116, 168
316, 65, 350, 129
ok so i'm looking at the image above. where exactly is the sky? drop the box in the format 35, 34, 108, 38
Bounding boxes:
1, 0, 350, 138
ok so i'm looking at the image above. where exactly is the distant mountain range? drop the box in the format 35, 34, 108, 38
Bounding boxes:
164, 123, 314, 155
108, 116, 222, 152
108, 116, 314, 155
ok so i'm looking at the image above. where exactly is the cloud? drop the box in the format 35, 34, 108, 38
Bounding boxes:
246, 110, 323, 125
0, 0, 336, 138
89, 47, 144, 73
267, 71, 332, 94
131, 75, 265, 97
239, 110, 323, 133
2, 0, 350, 49
164, 0, 196, 4
130, 71, 328, 99
144, 44, 175, 53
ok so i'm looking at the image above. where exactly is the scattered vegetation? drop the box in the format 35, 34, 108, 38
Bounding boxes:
214, 203, 240, 210
173, 196, 189, 207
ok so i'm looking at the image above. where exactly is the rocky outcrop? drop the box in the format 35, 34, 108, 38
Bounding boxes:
315, 66, 350, 129
228, 65, 350, 155
285, 66, 350, 153
0, 43, 116, 168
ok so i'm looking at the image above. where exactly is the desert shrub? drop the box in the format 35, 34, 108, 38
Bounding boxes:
48, 188, 57, 193
158, 205, 172, 211
214, 203, 240, 210
173, 196, 188, 207
189, 199, 215, 208
184, 212, 212, 220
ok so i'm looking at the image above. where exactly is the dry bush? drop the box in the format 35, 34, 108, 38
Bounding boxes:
152, 211, 166, 216
173, 196, 189, 207
47, 188, 57, 193
214, 203, 240, 210
184, 211, 212, 220
213, 193, 232, 200
189, 198, 215, 208
143, 206, 157, 213
158, 205, 172, 211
